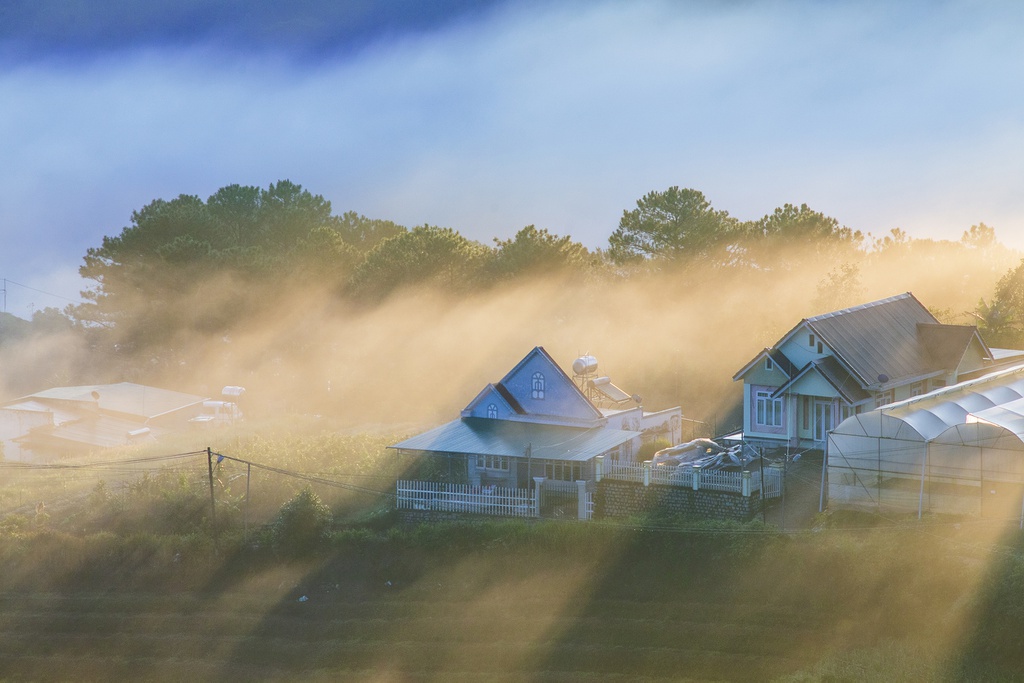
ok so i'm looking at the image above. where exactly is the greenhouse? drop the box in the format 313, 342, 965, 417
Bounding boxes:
825, 364, 1024, 518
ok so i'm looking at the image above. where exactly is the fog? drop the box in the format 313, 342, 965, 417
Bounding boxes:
4, 229, 1006, 439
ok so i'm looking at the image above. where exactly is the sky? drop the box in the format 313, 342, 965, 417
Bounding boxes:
2, 0, 1024, 317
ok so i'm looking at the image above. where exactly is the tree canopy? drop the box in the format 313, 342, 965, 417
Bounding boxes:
347, 225, 490, 300
608, 187, 740, 265
489, 225, 593, 280
48, 178, 1021, 413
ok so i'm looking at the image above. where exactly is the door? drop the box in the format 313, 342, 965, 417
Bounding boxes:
813, 400, 833, 442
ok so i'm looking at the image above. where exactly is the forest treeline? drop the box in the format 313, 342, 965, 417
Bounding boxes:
4, 180, 1024, 429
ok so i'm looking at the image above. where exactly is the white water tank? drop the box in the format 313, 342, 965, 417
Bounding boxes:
572, 355, 599, 376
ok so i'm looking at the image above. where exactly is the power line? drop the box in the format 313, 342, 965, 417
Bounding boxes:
0, 277, 83, 313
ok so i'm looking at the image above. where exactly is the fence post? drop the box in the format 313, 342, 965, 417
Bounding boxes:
595, 455, 604, 483
643, 460, 652, 487
533, 477, 545, 516
576, 480, 587, 520
742, 470, 751, 497
692, 464, 701, 491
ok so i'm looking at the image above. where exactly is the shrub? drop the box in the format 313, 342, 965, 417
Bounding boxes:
271, 486, 332, 556
637, 438, 671, 461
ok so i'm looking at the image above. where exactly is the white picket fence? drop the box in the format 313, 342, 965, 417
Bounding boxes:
603, 462, 783, 499
396, 480, 538, 518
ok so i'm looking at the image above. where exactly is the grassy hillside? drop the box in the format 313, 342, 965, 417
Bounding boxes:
0, 516, 1022, 681
0, 432, 1022, 680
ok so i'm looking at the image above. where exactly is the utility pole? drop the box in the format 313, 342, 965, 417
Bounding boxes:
759, 446, 766, 524
207, 447, 219, 554
526, 442, 533, 490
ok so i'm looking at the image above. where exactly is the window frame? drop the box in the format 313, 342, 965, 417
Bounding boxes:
755, 389, 783, 428
476, 455, 510, 471
531, 372, 546, 400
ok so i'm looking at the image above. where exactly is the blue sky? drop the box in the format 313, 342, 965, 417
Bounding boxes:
2, 0, 1023, 316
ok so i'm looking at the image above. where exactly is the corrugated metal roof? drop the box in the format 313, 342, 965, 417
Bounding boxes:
14, 383, 207, 419
391, 417, 639, 462
918, 323, 985, 368
806, 293, 938, 387
2, 400, 80, 425
23, 415, 159, 449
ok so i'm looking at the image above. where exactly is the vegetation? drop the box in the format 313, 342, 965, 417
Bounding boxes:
0, 431, 1019, 679
1, 482, 1024, 680
0, 179, 1015, 434
2, 179, 1023, 676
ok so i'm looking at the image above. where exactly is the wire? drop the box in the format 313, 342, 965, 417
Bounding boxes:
0, 450, 206, 470
1, 278, 83, 306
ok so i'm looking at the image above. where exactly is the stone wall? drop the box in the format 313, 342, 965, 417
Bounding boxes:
595, 479, 762, 522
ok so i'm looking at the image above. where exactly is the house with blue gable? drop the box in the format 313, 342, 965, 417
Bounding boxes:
391, 346, 682, 489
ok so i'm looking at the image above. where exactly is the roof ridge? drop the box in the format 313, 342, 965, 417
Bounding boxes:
806, 292, 913, 323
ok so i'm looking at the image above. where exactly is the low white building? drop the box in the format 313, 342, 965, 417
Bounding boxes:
0, 382, 210, 461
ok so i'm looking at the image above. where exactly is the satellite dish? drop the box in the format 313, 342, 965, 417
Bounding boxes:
877, 374, 889, 384
632, 394, 642, 405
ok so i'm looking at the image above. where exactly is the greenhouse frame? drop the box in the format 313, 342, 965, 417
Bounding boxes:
825, 364, 1024, 519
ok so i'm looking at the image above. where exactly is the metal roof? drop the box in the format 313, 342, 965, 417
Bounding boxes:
391, 417, 639, 462
2, 400, 80, 425
19, 415, 159, 450
804, 293, 937, 387
13, 383, 207, 419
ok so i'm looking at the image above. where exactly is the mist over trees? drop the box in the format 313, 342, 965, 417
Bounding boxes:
4, 180, 1022, 428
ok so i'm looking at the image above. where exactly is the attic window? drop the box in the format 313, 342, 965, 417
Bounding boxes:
808, 334, 815, 347
532, 372, 546, 400
817, 341, 823, 354
765, 357, 774, 371
487, 403, 498, 418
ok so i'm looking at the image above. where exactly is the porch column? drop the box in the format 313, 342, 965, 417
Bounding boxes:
788, 394, 799, 448
642, 460, 652, 487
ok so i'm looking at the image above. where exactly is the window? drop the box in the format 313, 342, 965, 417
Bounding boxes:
931, 378, 946, 390
765, 357, 774, 371
808, 333, 815, 347
875, 389, 894, 408
816, 341, 823, 354
544, 462, 583, 481
910, 382, 926, 397
486, 403, 498, 418
802, 396, 810, 430
532, 372, 545, 399
476, 455, 510, 471
755, 390, 783, 427
840, 403, 856, 421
